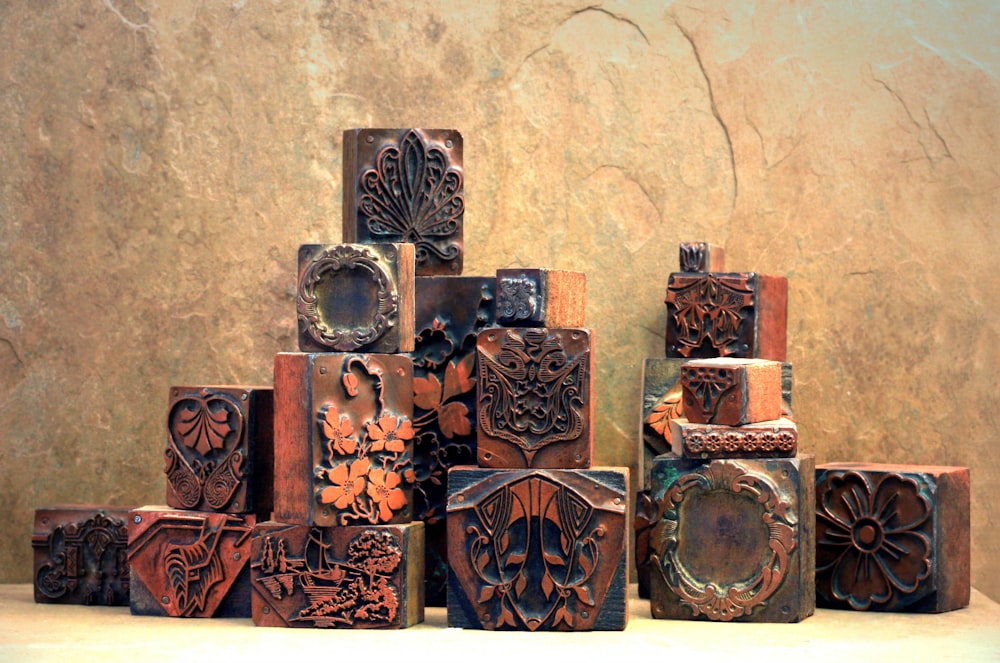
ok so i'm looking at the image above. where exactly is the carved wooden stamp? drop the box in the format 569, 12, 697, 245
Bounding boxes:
680, 358, 783, 426
273, 352, 415, 527
665, 272, 788, 361
251, 521, 425, 628
640, 357, 687, 480
679, 241, 725, 273
165, 386, 273, 515
128, 507, 256, 617
648, 455, 815, 622
476, 327, 593, 469
33, 506, 132, 605
495, 269, 586, 328
297, 243, 415, 354
670, 417, 798, 459
447, 467, 629, 631
342, 128, 464, 276
410, 275, 497, 605
815, 463, 970, 613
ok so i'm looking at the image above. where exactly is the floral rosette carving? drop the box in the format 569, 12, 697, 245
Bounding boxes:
816, 471, 932, 610
651, 461, 796, 621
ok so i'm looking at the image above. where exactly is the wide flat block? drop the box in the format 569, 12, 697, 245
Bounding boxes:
680, 358, 783, 425
495, 268, 586, 328
678, 241, 726, 273
670, 417, 798, 458
33, 506, 132, 606
410, 275, 497, 606
815, 463, 970, 613
127, 507, 255, 617
297, 243, 415, 353
447, 467, 629, 631
251, 521, 424, 628
476, 327, 593, 469
648, 454, 815, 623
165, 385, 273, 514
665, 272, 788, 361
342, 128, 464, 276
273, 352, 415, 527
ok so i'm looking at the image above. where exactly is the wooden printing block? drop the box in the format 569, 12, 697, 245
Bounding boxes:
342, 128, 464, 276
665, 272, 788, 361
447, 467, 629, 631
410, 275, 497, 605
634, 489, 661, 600
815, 463, 970, 612
679, 241, 726, 273
251, 521, 424, 628
680, 358, 783, 426
648, 454, 815, 622
669, 417, 798, 459
165, 385, 273, 515
495, 268, 586, 328
33, 506, 132, 605
273, 352, 415, 527
297, 243, 415, 353
127, 507, 256, 617
476, 327, 593, 469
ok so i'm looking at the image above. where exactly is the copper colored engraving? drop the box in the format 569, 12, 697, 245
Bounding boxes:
666, 274, 754, 357
651, 461, 796, 621
680, 365, 737, 420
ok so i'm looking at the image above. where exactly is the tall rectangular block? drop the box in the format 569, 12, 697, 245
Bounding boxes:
273, 352, 415, 527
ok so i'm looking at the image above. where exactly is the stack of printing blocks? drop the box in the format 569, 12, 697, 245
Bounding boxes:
446, 269, 631, 631
636, 242, 814, 622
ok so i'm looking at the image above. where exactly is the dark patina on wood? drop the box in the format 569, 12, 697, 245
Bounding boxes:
495, 269, 586, 328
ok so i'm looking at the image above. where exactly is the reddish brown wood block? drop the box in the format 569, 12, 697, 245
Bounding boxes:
410, 275, 497, 606
665, 272, 788, 361
495, 269, 586, 328
33, 506, 132, 605
679, 241, 725, 272
165, 385, 273, 514
476, 327, 593, 469
815, 463, 970, 613
297, 243, 415, 353
251, 521, 425, 628
127, 507, 255, 617
648, 454, 815, 622
670, 417, 798, 458
343, 128, 464, 276
447, 467, 629, 631
680, 358, 782, 426
634, 489, 661, 600
273, 352, 415, 527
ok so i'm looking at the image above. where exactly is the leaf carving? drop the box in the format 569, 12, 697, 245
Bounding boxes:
439, 401, 471, 439
413, 374, 443, 411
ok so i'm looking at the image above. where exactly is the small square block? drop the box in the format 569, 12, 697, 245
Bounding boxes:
815, 463, 970, 613
128, 507, 256, 617
679, 241, 725, 272
166, 385, 273, 514
342, 128, 464, 276
297, 243, 415, 353
33, 506, 132, 605
665, 272, 788, 361
411, 275, 497, 606
273, 352, 415, 527
447, 467, 629, 631
476, 327, 593, 468
251, 521, 425, 628
648, 454, 815, 622
670, 417, 798, 458
495, 268, 586, 328
680, 358, 783, 425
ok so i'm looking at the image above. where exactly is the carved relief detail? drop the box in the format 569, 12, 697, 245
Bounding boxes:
679, 242, 709, 272
359, 129, 463, 268
651, 461, 796, 621
297, 245, 398, 351
477, 329, 588, 464
35, 512, 130, 605
667, 274, 755, 357
496, 277, 538, 323
680, 364, 737, 418
682, 427, 796, 455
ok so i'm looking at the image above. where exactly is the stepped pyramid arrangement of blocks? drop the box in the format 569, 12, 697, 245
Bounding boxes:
635, 242, 815, 623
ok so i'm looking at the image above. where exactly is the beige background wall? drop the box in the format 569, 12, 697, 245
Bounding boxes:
1, 1, 997, 600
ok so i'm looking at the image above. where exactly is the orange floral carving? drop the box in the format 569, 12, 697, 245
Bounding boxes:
367, 415, 414, 453
319, 458, 370, 509
321, 405, 357, 456
367, 468, 407, 522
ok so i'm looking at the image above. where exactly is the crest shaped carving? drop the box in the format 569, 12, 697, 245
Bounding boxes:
666, 273, 755, 357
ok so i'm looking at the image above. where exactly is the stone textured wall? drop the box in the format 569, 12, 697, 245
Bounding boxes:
1, 1, 997, 599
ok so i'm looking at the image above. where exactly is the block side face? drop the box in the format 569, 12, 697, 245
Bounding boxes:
934, 468, 970, 611
640, 358, 686, 481
447, 468, 628, 631
273, 354, 313, 525
756, 275, 788, 362
649, 456, 810, 622
247, 388, 275, 515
